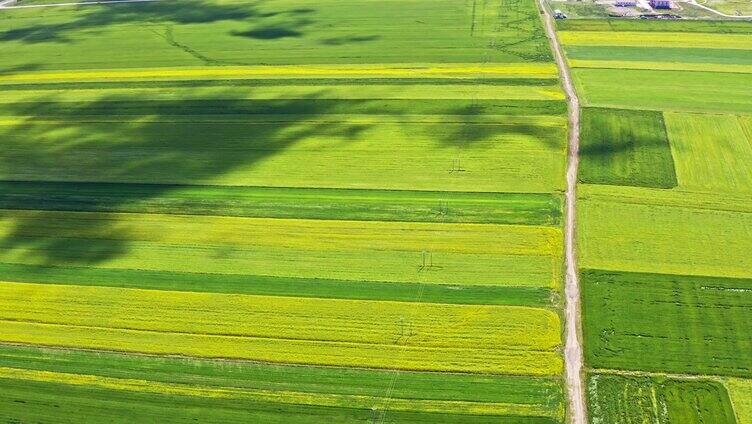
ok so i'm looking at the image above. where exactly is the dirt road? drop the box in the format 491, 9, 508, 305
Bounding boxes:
538, 3, 587, 424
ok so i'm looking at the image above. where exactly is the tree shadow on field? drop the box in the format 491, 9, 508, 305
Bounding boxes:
0, 89, 372, 265
232, 26, 303, 40
320, 35, 381, 46
0, 0, 316, 44
0, 80, 567, 267
434, 104, 567, 150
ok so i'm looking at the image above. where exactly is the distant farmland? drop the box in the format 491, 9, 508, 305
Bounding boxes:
558, 18, 752, 424
0, 0, 569, 422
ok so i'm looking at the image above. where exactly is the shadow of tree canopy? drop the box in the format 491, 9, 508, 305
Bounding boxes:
232, 25, 303, 40
319, 35, 381, 46
0, 89, 372, 265
0, 0, 313, 43
0, 78, 567, 266
434, 103, 568, 149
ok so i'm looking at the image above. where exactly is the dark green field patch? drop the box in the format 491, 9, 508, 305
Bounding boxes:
566, 45, 752, 66
0, 380, 559, 424
582, 269, 752, 377
579, 108, 677, 188
587, 373, 736, 424
0, 345, 563, 424
0, 263, 554, 307
0, 181, 562, 226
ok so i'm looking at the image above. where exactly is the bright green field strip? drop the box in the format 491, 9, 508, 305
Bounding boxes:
587, 373, 736, 424
572, 68, 752, 114
0, 263, 554, 307
666, 112, 752, 194
559, 31, 752, 50
579, 183, 752, 214
0, 181, 562, 226
579, 108, 676, 188
0, 83, 565, 102
0, 345, 564, 422
578, 190, 752, 278
556, 19, 752, 33
0, 210, 563, 288
0, 282, 563, 375
0, 0, 552, 70
582, 269, 752, 377
0, 112, 567, 193
727, 379, 752, 424
565, 45, 752, 66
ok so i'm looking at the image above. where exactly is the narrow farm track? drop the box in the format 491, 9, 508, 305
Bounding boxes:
539, 2, 587, 424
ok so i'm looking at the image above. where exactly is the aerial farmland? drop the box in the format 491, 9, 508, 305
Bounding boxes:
0, 0, 749, 422
558, 17, 752, 424
0, 0, 571, 422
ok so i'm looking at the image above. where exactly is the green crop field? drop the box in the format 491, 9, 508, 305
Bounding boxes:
570, 69, 752, 113
0, 345, 564, 423
561, 17, 752, 424
578, 190, 752, 278
665, 112, 752, 194
579, 108, 676, 188
12, 0, 752, 421
0, 0, 571, 422
581, 269, 752, 376
0, 0, 553, 69
587, 374, 737, 423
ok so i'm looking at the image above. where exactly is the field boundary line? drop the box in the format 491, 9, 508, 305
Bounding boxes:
539, 2, 587, 424
1, 0, 161, 9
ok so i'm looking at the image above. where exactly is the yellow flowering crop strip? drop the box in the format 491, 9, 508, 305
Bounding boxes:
569, 59, 752, 75
559, 31, 752, 50
0, 63, 559, 84
0, 282, 563, 375
0, 210, 562, 288
0, 366, 557, 418
0, 210, 561, 256
726, 379, 752, 424
0, 84, 566, 102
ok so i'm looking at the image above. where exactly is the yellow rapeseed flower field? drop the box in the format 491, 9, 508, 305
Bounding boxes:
1, 63, 559, 84
569, 59, 752, 75
559, 31, 752, 50
0, 210, 563, 288
0, 282, 563, 375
